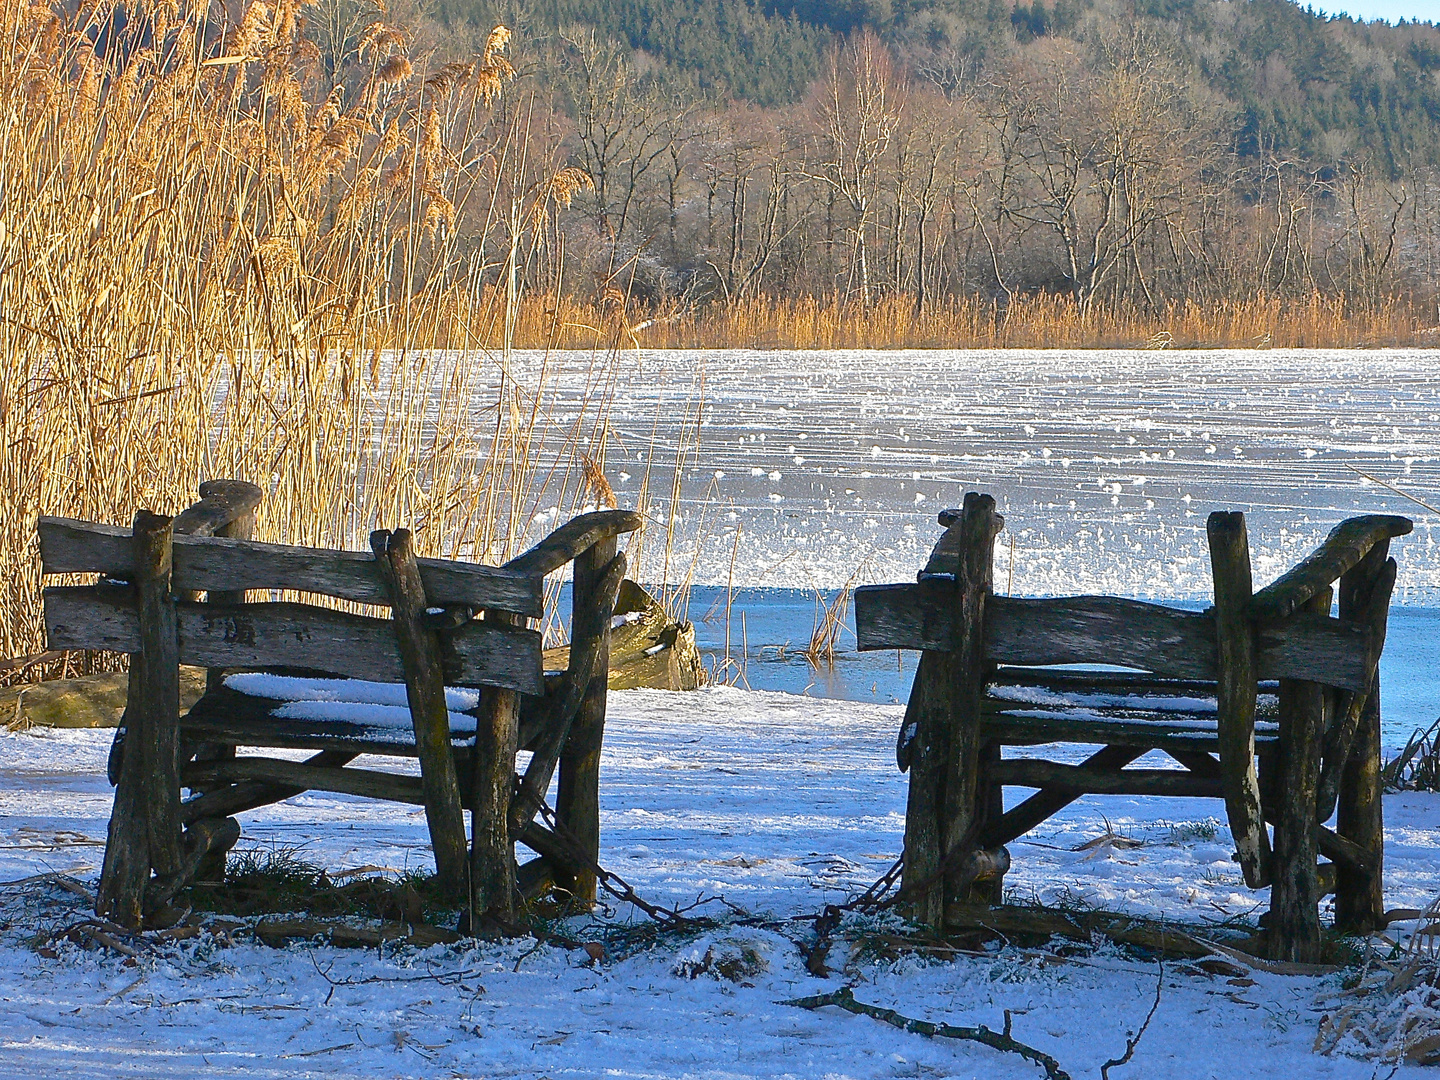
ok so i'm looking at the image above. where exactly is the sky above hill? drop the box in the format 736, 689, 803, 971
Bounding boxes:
1314, 0, 1439, 21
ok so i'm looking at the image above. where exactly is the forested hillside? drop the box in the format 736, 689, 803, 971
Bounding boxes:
294, 0, 1440, 322
438, 0, 1440, 171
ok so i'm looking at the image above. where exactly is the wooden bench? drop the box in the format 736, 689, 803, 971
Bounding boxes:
39, 481, 640, 930
856, 492, 1411, 963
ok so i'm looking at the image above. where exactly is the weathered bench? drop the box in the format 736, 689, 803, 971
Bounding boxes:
39, 480, 640, 930
856, 492, 1411, 963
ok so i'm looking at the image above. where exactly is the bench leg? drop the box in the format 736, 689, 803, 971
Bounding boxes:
1267, 592, 1329, 963
973, 742, 1006, 905
554, 536, 617, 905
1336, 677, 1384, 932
97, 512, 183, 929
470, 684, 518, 925
900, 652, 948, 928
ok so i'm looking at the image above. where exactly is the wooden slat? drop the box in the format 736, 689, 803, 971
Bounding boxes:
183, 757, 426, 805
989, 759, 1224, 798
853, 581, 957, 653
43, 586, 544, 694
1249, 515, 1412, 624
986, 595, 1217, 677
855, 586, 1374, 691
181, 680, 558, 755
38, 517, 542, 617
978, 745, 1147, 848
980, 698, 1279, 753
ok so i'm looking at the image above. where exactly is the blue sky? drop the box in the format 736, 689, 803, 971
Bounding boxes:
1310, 0, 1439, 21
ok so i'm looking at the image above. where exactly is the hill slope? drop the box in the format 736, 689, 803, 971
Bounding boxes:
442, 0, 1440, 167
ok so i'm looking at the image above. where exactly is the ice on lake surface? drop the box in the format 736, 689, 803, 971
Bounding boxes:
504, 347, 1439, 601
509, 348, 1438, 743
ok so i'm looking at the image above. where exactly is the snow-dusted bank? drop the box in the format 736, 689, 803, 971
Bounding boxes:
2, 687, 1437, 1077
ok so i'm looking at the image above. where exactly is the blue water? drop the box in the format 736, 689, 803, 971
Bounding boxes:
673, 585, 1438, 751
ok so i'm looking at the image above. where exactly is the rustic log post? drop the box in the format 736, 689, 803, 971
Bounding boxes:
554, 535, 618, 904
1206, 511, 1270, 888
96, 511, 181, 928
371, 528, 470, 899
1335, 543, 1394, 932
1337, 682, 1385, 932
941, 493, 1003, 913
470, 611, 520, 928
191, 487, 259, 881
1319, 543, 1395, 824
508, 553, 626, 839
974, 742, 1006, 905
899, 646, 948, 927
1267, 587, 1331, 963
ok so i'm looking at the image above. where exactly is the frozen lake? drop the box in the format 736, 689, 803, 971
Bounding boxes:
513, 347, 1439, 598
513, 348, 1438, 741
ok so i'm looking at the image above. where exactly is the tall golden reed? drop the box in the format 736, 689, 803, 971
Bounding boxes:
599, 292, 1429, 351
0, 1, 611, 678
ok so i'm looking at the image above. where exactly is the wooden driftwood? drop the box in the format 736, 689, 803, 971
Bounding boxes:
39, 517, 541, 615
544, 580, 702, 691
783, 987, 1071, 1080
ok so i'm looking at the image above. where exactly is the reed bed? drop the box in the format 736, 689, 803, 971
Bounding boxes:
610, 292, 1433, 351
344, 289, 1437, 352
0, 1, 620, 682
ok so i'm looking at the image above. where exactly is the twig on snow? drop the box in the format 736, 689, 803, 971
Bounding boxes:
782, 986, 1071, 1080
1101, 961, 1163, 1079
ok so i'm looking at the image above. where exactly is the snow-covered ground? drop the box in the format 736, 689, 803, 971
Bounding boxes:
2, 687, 1437, 1078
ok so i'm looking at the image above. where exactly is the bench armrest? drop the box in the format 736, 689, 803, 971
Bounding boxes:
172, 480, 264, 538
504, 509, 643, 578
1249, 514, 1411, 623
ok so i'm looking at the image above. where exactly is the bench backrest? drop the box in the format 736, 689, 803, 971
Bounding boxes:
856, 508, 1411, 693
38, 488, 641, 697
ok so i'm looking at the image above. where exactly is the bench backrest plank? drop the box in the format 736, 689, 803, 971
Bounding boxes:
44, 584, 544, 694
854, 584, 1374, 691
39, 517, 542, 617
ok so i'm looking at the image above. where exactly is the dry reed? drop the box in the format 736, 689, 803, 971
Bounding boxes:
467, 291, 1433, 351
0, 1, 616, 681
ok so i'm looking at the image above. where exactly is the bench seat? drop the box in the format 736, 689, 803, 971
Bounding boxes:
981, 668, 1280, 754
182, 673, 564, 759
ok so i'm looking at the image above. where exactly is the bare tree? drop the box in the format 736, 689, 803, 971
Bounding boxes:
806, 30, 905, 306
